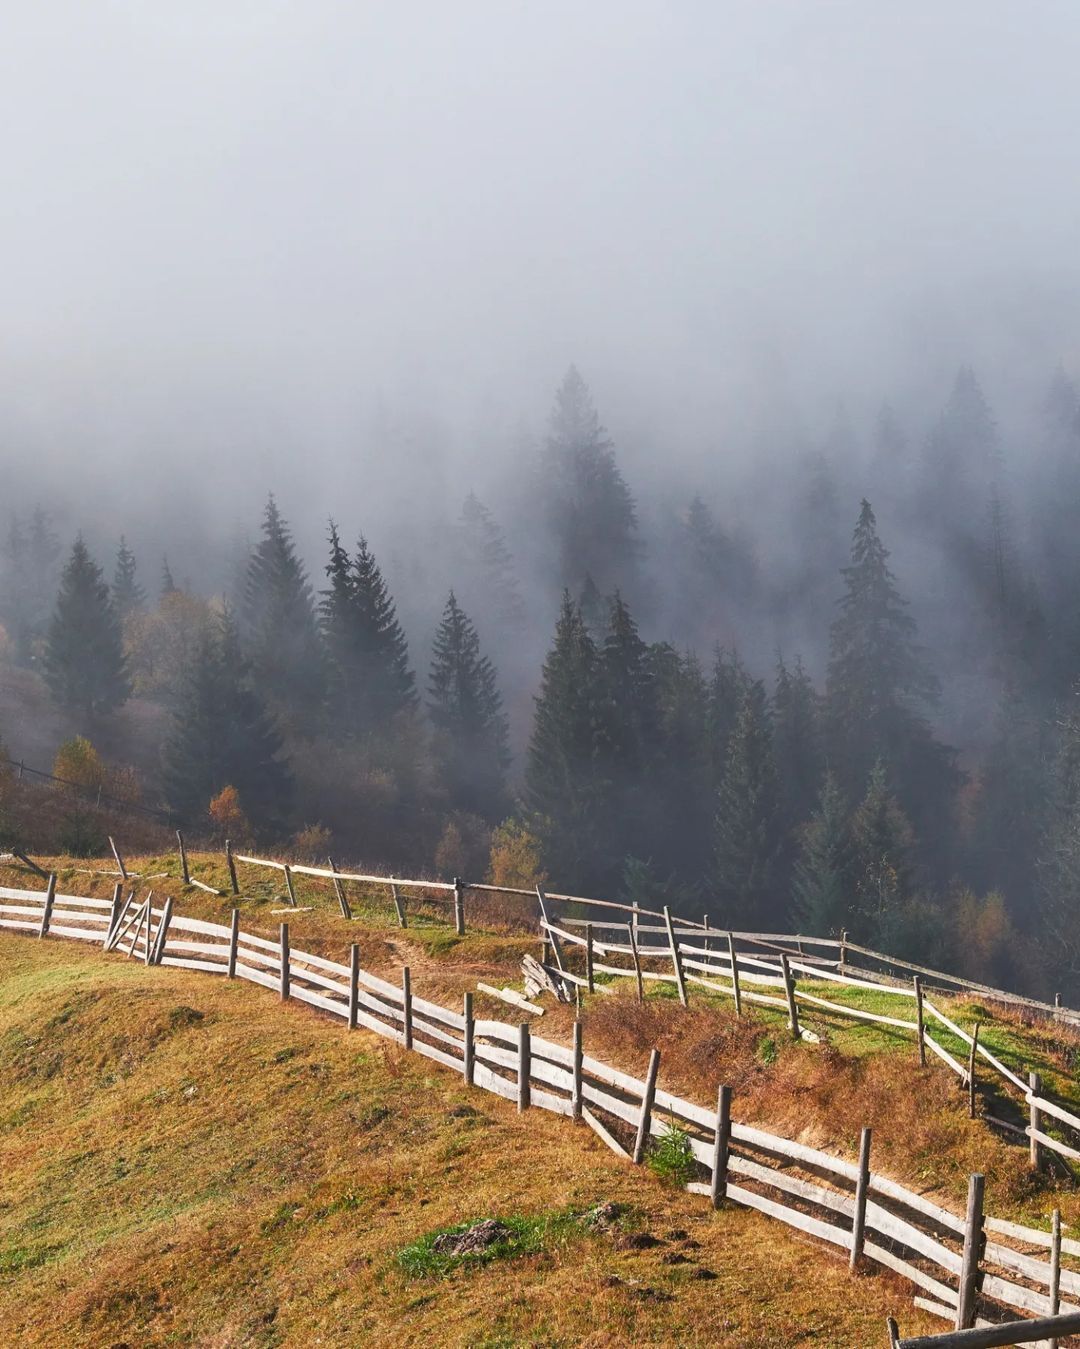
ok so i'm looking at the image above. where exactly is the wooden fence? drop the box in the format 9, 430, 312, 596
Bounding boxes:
2, 874, 1080, 1340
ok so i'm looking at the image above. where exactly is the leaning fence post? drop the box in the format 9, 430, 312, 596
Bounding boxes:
711, 1084, 732, 1208
279, 922, 290, 1001
627, 923, 644, 1003
968, 1021, 980, 1119
728, 932, 742, 1016
633, 1049, 661, 1164
914, 975, 926, 1067
105, 883, 124, 948
402, 967, 413, 1050
327, 856, 351, 919
108, 835, 128, 880
850, 1126, 872, 1271
228, 908, 239, 978
664, 905, 689, 1007
518, 1022, 531, 1112
1030, 1071, 1043, 1172
572, 1019, 583, 1120
348, 943, 359, 1029
463, 992, 475, 1086
453, 876, 465, 936
225, 839, 240, 895
283, 864, 298, 908
885, 1318, 901, 1349
1050, 1208, 1062, 1348
585, 922, 595, 994
781, 952, 800, 1038
151, 896, 173, 964
176, 830, 190, 885
391, 883, 407, 929
955, 1172, 985, 1330
38, 873, 57, 939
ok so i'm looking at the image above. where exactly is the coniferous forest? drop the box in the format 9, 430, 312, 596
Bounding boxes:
6, 362, 1080, 1000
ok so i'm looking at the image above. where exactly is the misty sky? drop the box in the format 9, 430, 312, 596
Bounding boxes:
4, 2, 1080, 529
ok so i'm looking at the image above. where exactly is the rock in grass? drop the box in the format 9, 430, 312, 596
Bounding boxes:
431, 1219, 511, 1256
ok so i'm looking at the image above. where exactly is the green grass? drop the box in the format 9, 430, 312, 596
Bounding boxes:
397, 1209, 585, 1277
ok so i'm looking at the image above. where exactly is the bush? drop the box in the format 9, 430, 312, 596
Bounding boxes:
52, 737, 105, 790
647, 1119, 696, 1186
208, 785, 250, 841
487, 818, 547, 890
434, 812, 491, 879
292, 822, 332, 861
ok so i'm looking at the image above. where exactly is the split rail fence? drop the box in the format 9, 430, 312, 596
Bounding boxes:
2, 874, 1080, 1341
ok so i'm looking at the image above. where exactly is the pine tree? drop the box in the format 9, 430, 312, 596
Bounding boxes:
526, 592, 605, 883
44, 538, 131, 724
4, 509, 59, 660
649, 644, 712, 881
161, 556, 177, 599
850, 760, 915, 943
773, 654, 823, 888
793, 771, 854, 935
427, 592, 509, 819
243, 495, 325, 724
542, 366, 640, 598
714, 679, 779, 925
707, 647, 748, 788
347, 535, 416, 731
112, 537, 145, 619
456, 493, 526, 630
162, 608, 292, 829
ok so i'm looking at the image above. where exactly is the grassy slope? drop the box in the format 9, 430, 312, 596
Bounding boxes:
0, 937, 943, 1348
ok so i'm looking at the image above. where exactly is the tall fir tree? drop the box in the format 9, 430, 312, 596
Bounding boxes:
44, 537, 131, 723
526, 592, 605, 884
1035, 681, 1080, 994
649, 644, 712, 882
542, 366, 640, 600
707, 646, 749, 789
850, 760, 915, 944
162, 608, 292, 829
773, 655, 822, 837
714, 678, 779, 925
112, 537, 145, 620
243, 495, 325, 725
348, 536, 415, 730
161, 556, 177, 599
456, 493, 526, 630
793, 770, 854, 936
427, 592, 509, 819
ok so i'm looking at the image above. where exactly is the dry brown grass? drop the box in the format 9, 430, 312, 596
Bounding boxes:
0, 935, 944, 1347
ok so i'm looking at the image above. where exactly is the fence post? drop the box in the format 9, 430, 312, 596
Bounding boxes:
839, 928, 847, 974
453, 877, 465, 936
914, 975, 926, 1067
391, 884, 407, 929
585, 922, 595, 994
1050, 1207, 1062, 1345
955, 1172, 985, 1330
728, 932, 742, 1016
781, 952, 800, 1038
632, 901, 639, 939
279, 923, 290, 1001
572, 1019, 583, 1121
1030, 1071, 1043, 1172
711, 1084, 732, 1208
328, 857, 351, 920
702, 913, 710, 953
664, 905, 689, 1007
850, 1126, 872, 1271
105, 883, 124, 948
348, 943, 359, 1029
38, 873, 57, 939
463, 992, 475, 1085
885, 1318, 901, 1349
108, 835, 128, 880
627, 923, 644, 1003
176, 830, 190, 885
225, 839, 240, 895
633, 1049, 661, 1164
283, 864, 298, 908
968, 1021, 980, 1119
518, 1022, 531, 1112
228, 908, 239, 978
151, 896, 173, 964
402, 967, 413, 1050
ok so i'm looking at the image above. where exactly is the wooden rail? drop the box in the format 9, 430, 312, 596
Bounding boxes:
3, 874, 1080, 1338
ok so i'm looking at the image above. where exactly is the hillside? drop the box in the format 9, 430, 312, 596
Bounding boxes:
0, 933, 947, 1348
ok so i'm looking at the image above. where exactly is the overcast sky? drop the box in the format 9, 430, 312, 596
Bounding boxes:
3, 2, 1080, 518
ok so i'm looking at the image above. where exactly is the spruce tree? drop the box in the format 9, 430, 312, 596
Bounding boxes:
162, 608, 292, 829
44, 537, 131, 723
850, 760, 915, 943
112, 537, 145, 619
707, 647, 749, 789
773, 654, 823, 891
526, 592, 605, 883
427, 592, 509, 818
1035, 682, 1080, 992
243, 495, 325, 724
793, 771, 853, 935
649, 644, 712, 881
714, 678, 779, 925
542, 366, 640, 598
161, 556, 177, 599
347, 535, 416, 731
456, 493, 526, 630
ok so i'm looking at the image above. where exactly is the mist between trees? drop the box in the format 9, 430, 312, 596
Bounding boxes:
5, 362, 1080, 1003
